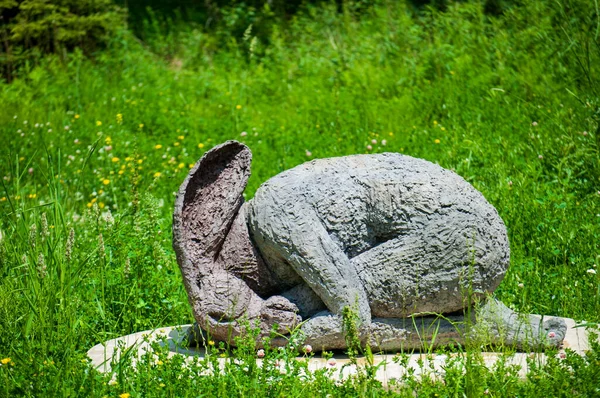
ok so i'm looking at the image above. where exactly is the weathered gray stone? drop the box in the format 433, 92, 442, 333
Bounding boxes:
173, 140, 566, 351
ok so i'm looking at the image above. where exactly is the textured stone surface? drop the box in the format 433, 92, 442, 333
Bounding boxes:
173, 140, 564, 351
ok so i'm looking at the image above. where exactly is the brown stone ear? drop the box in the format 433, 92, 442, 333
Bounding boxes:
172, 140, 252, 299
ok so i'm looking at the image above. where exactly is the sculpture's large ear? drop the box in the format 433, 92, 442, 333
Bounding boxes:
173, 140, 252, 295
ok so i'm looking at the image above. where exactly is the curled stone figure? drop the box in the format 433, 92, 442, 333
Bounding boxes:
173, 141, 566, 351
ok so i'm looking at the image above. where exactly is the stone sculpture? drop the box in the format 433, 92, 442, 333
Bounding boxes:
173, 140, 566, 351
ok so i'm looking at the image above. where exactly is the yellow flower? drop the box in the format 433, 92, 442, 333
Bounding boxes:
433, 120, 438, 125
87, 202, 93, 208
178, 163, 185, 169
137, 159, 143, 164
198, 143, 205, 149
174, 142, 180, 146
154, 172, 162, 178
116, 114, 123, 123
125, 157, 133, 162
159, 383, 165, 387
208, 340, 215, 346
236, 105, 242, 110
74, 114, 80, 119
434, 139, 441, 144
119, 394, 131, 398
96, 121, 102, 127
112, 157, 120, 163
177, 135, 184, 140
156, 360, 163, 365
118, 170, 124, 175
1, 358, 11, 365
102, 179, 110, 185
441, 127, 446, 131
105, 136, 112, 144
99, 202, 105, 209
0, 197, 6, 201
189, 163, 194, 168
154, 144, 162, 150
139, 124, 144, 129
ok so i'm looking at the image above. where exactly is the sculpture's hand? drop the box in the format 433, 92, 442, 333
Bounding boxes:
260, 295, 301, 334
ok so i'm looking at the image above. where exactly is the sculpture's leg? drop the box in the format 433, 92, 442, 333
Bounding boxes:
249, 203, 372, 325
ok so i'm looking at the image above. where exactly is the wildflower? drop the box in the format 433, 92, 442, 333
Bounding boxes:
1, 358, 11, 365
102, 179, 110, 185
587, 269, 597, 275
119, 394, 130, 398
74, 114, 80, 119
41, 213, 49, 238
381, 139, 387, 146
156, 360, 163, 366
47, 129, 52, 133
371, 139, 377, 145
303, 345, 312, 354
96, 121, 102, 127
74, 139, 80, 144
154, 172, 162, 178
538, 155, 543, 159
154, 144, 162, 150
433, 121, 438, 125
532, 121, 538, 127
305, 150, 312, 157
116, 114, 123, 124
582, 131, 588, 136
518, 283, 524, 289
434, 139, 441, 144
29, 223, 37, 248
112, 157, 120, 163
159, 383, 165, 387
508, 181, 513, 186
240, 131, 247, 137
189, 163, 194, 168
96, 234, 106, 261
178, 163, 185, 169
65, 228, 74, 262
178, 135, 184, 140
327, 358, 337, 367
198, 143, 205, 149
257, 349, 265, 358
28, 167, 34, 174
366, 145, 372, 151
236, 105, 242, 110
104, 145, 112, 152
37, 253, 47, 278
139, 124, 144, 129
450, 71, 455, 75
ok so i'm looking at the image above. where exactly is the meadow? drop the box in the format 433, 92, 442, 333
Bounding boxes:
0, 0, 599, 396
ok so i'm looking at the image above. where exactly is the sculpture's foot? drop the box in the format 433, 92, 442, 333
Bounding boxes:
299, 300, 567, 352
476, 299, 567, 350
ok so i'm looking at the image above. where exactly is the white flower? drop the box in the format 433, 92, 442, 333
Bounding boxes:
256, 349, 265, 358
587, 269, 597, 275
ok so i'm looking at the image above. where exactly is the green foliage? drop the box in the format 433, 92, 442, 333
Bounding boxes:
0, 0, 599, 395
0, 0, 125, 81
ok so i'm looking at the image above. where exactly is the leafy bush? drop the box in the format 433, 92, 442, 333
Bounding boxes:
0, 0, 125, 81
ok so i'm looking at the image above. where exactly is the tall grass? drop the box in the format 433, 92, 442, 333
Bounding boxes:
0, 0, 599, 395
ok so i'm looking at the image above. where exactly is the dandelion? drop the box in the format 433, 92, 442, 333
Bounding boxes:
112, 157, 120, 163
119, 393, 131, 398
65, 228, 74, 262
1, 358, 11, 365
587, 269, 597, 275
236, 105, 242, 110
154, 144, 163, 150
96, 121, 102, 127
433, 121, 438, 125
257, 349, 265, 358
198, 143, 205, 149
178, 135, 184, 140
102, 179, 110, 185
74, 114, 80, 119
154, 172, 162, 178
434, 139, 441, 144
532, 121, 538, 127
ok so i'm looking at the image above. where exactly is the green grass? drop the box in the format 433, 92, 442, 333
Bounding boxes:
0, 0, 599, 396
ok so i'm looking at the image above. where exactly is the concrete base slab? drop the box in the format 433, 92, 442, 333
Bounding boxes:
87, 317, 598, 384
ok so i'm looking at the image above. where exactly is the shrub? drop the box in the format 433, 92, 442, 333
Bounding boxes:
0, 0, 125, 81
